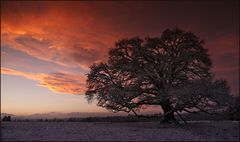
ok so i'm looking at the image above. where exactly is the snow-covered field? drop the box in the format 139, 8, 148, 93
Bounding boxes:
1, 121, 239, 141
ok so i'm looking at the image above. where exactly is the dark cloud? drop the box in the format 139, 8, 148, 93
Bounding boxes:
1, 1, 239, 95
15, 35, 51, 49
70, 44, 106, 66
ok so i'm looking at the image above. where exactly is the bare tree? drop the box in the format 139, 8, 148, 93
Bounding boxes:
86, 63, 141, 116
86, 28, 231, 123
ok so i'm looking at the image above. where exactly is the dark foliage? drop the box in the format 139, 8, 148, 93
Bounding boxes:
2, 116, 11, 121
86, 29, 234, 122
86, 28, 233, 123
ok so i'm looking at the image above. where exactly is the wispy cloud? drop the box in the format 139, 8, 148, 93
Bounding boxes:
1, 2, 117, 70
1, 67, 38, 80
1, 67, 86, 95
38, 73, 86, 95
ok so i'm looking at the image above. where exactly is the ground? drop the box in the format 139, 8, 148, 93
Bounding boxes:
1, 121, 239, 141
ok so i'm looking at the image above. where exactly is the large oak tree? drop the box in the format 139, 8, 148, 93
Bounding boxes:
86, 28, 231, 123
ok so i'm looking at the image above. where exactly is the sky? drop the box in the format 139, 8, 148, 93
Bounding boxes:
1, 1, 239, 115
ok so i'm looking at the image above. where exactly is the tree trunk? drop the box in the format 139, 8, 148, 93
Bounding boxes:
161, 100, 177, 123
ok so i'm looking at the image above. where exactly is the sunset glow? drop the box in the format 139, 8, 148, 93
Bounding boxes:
1, 1, 239, 115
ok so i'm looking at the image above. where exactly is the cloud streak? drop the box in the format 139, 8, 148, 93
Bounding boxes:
1, 1, 239, 95
1, 67, 86, 95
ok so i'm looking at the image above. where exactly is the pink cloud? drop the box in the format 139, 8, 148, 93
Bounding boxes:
1, 67, 86, 95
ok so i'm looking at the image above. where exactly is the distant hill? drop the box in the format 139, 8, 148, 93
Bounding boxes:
27, 112, 127, 119
1, 113, 15, 117
2, 110, 239, 121
1, 112, 128, 120
1, 110, 159, 120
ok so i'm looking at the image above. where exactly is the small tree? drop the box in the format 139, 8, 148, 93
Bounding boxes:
86, 28, 231, 123
228, 96, 240, 120
2, 116, 11, 121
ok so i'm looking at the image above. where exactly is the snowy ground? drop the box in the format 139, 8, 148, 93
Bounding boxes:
1, 121, 239, 141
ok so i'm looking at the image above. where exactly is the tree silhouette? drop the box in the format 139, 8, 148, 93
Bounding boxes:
2, 116, 11, 121
86, 28, 231, 123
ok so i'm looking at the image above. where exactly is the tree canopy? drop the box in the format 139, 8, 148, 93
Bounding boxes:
86, 28, 232, 123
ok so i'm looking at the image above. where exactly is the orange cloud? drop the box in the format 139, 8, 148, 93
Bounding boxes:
38, 73, 86, 95
1, 1, 119, 70
1, 67, 86, 95
1, 67, 38, 80
1, 1, 239, 96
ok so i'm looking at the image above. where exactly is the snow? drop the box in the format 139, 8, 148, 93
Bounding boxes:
1, 121, 239, 141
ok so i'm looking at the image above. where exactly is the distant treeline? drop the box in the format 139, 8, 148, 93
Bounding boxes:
4, 114, 161, 122
2, 112, 240, 122
2, 116, 11, 121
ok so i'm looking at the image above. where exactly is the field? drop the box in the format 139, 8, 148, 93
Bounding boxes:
1, 121, 239, 141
